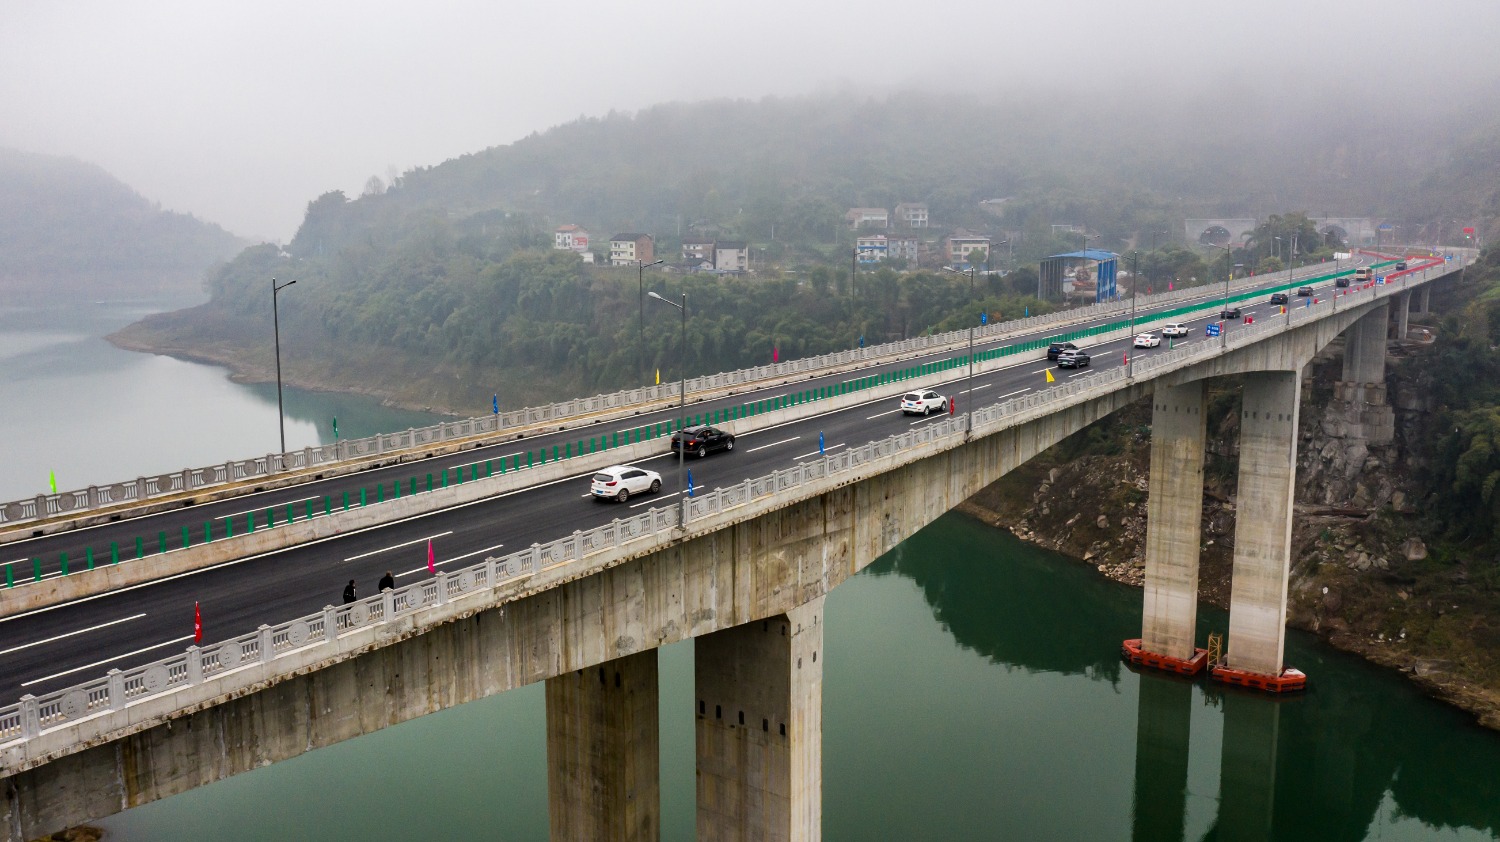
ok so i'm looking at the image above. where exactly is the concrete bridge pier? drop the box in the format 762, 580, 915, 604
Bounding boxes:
1137, 381, 1208, 664
1334, 302, 1394, 444
1223, 370, 1302, 680
1395, 290, 1412, 340
1414, 285, 1431, 316
546, 649, 661, 841
696, 597, 823, 842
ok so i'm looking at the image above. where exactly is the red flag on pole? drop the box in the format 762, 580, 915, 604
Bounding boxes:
194, 601, 202, 643
1123, 352, 1129, 366
1168, 281, 1174, 291
773, 346, 779, 363
949, 397, 956, 415
427, 540, 436, 575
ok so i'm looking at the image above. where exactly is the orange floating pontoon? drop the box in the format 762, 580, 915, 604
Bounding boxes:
1120, 638, 1208, 676
1209, 663, 1307, 694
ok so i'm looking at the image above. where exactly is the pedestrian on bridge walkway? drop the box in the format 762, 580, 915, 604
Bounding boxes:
343, 580, 357, 604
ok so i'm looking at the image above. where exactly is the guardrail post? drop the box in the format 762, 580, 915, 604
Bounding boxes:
258, 625, 274, 662
382, 589, 396, 620
435, 574, 449, 606
21, 695, 39, 738
324, 605, 339, 640
108, 668, 126, 709
181, 646, 203, 686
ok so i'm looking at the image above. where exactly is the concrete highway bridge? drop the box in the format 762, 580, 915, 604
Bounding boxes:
0, 252, 1464, 840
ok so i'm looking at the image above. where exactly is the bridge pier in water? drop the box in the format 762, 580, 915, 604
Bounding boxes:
546, 650, 661, 841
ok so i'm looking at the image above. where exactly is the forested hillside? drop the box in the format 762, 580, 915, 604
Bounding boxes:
119, 89, 1500, 413
0, 148, 244, 299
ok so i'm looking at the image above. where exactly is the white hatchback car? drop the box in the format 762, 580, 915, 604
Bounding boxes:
590, 465, 663, 502
901, 390, 948, 415
1160, 322, 1190, 337
1133, 332, 1161, 348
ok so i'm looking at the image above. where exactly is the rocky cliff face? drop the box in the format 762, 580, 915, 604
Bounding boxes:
959, 329, 1500, 728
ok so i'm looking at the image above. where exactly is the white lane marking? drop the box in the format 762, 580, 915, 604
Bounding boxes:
344, 531, 454, 563
794, 443, 845, 460
221, 495, 321, 520
1067, 370, 1092, 378
866, 408, 903, 419
0, 613, 149, 656
911, 414, 951, 426
632, 491, 680, 509
396, 542, 505, 578
22, 635, 195, 688
997, 388, 1030, 399
747, 436, 800, 453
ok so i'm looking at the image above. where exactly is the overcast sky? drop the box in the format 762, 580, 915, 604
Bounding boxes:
4, 0, 1498, 240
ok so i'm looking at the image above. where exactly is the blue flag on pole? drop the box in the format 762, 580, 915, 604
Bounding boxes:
492, 394, 499, 415
687, 470, 695, 498
819, 431, 825, 454
859, 335, 864, 348
1025, 306, 1030, 317
981, 311, 988, 325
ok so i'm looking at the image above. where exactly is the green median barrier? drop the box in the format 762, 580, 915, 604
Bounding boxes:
135, 537, 144, 558
60, 552, 68, 575
158, 530, 167, 552
205, 520, 213, 542
4, 564, 11, 588
182, 526, 190, 549
32, 558, 41, 582
526, 452, 533, 468
360, 488, 367, 506
327, 495, 336, 514
110, 542, 119, 564
86, 547, 94, 570
286, 503, 295, 521
441, 469, 449, 488
552, 445, 559, 461
377, 484, 385, 503
426, 473, 433, 492
485, 461, 493, 478
227, 516, 235, 537
267, 508, 276, 527
566, 442, 573, 459
342, 491, 350, 510
306, 499, 315, 519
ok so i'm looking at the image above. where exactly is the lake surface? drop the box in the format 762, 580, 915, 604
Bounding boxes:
7, 298, 1498, 841
0, 297, 444, 502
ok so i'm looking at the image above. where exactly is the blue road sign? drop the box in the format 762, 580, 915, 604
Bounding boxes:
980, 311, 988, 325
1206, 323, 1221, 337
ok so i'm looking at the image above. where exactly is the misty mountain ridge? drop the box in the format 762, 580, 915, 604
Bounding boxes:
0, 148, 246, 300
305, 87, 1495, 253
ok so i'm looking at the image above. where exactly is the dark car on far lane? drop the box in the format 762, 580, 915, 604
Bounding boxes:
1297, 286, 1315, 297
670, 424, 735, 458
1047, 341, 1079, 361
1220, 306, 1242, 320
1268, 292, 1288, 305
1055, 348, 1091, 369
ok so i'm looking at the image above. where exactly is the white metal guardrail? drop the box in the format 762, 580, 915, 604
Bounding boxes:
0, 257, 1460, 755
0, 261, 1346, 527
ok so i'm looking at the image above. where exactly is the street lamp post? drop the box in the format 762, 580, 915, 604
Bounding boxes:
648, 290, 689, 527
1129, 251, 1140, 377
636, 259, 664, 383
1205, 242, 1232, 347
271, 277, 297, 455
943, 265, 978, 433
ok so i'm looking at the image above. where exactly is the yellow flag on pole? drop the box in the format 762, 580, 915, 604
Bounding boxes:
1045, 369, 1055, 383
655, 369, 660, 385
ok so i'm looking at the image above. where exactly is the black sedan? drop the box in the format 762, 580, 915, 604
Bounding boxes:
1268, 292, 1288, 305
1220, 307, 1242, 320
670, 425, 735, 458
1297, 286, 1315, 297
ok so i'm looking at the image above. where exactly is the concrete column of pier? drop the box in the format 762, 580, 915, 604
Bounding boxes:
696, 596, 823, 842
1395, 290, 1411, 341
1416, 285, 1431, 316
1140, 380, 1207, 660
1341, 302, 1387, 385
546, 649, 660, 841
1225, 370, 1301, 676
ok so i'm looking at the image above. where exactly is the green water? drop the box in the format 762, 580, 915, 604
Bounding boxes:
94, 514, 1500, 840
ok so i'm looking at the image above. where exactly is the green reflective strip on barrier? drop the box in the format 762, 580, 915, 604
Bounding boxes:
205, 520, 214, 542
360, 488, 367, 506
566, 443, 572, 459
527, 452, 533, 468
86, 547, 95, 570
136, 537, 144, 557
328, 495, 336, 514
377, 484, 385, 502
342, 492, 350, 510
182, 526, 190, 548
486, 461, 493, 477
267, 508, 276, 527
287, 503, 294, 521
4, 564, 11, 588
60, 553, 68, 575
426, 474, 433, 491
306, 499, 315, 519
441, 469, 448, 488
110, 542, 119, 564
552, 445, 559, 461
158, 530, 167, 552
33, 558, 42, 582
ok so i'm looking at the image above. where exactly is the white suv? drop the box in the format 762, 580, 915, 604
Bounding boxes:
1160, 322, 1190, 337
590, 465, 663, 502
900, 390, 948, 415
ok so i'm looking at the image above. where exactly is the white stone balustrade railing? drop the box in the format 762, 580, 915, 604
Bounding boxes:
1, 258, 1376, 528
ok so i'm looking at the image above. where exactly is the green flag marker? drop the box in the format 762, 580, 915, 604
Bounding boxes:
333, 416, 339, 440
49, 471, 57, 494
